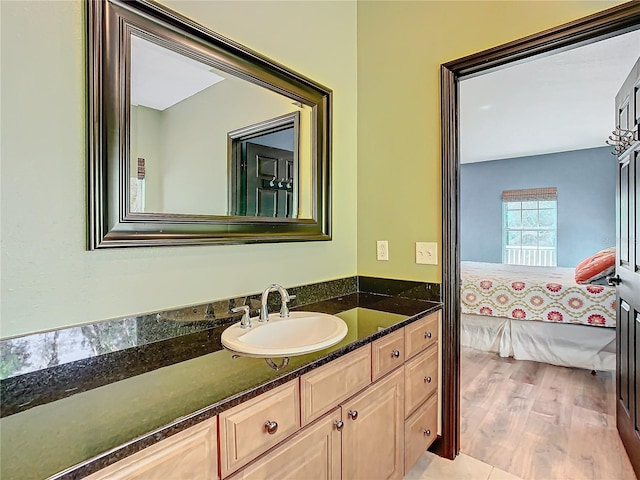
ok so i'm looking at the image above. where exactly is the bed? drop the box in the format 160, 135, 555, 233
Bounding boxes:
460, 261, 617, 371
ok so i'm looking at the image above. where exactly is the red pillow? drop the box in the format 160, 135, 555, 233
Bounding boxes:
575, 247, 616, 284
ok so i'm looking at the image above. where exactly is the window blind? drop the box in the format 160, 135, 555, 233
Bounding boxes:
502, 187, 557, 202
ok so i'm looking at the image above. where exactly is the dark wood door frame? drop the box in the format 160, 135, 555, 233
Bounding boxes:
438, 2, 640, 460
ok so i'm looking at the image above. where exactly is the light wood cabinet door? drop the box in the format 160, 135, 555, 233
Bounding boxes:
219, 380, 300, 477
404, 393, 438, 473
341, 368, 404, 480
404, 345, 438, 417
405, 311, 439, 360
85, 418, 218, 480
228, 409, 342, 480
372, 328, 405, 381
301, 345, 371, 425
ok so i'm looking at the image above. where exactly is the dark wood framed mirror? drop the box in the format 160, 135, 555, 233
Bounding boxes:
87, 0, 332, 249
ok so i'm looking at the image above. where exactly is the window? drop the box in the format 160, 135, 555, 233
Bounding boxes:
502, 187, 557, 267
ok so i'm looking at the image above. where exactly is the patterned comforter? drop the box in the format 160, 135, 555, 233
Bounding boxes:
461, 261, 616, 328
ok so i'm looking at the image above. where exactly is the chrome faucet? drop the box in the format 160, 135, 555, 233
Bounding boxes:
259, 284, 296, 321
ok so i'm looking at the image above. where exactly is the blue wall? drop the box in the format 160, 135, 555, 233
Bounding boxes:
460, 147, 615, 267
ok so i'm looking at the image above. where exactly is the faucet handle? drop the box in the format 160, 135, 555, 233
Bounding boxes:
279, 294, 296, 318
232, 306, 251, 329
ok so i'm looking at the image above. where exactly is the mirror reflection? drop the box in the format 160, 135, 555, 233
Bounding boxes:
128, 34, 312, 218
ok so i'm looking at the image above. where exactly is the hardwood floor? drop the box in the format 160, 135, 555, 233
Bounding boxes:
460, 347, 635, 480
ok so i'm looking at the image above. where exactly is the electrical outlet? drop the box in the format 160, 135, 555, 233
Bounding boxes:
416, 242, 437, 265
376, 240, 389, 261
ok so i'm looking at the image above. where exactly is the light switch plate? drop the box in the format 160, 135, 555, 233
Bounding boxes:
416, 242, 437, 265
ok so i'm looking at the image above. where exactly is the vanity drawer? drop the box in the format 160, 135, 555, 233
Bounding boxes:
300, 345, 371, 425
405, 311, 439, 359
404, 392, 438, 473
372, 328, 405, 381
227, 409, 341, 480
85, 418, 218, 480
219, 380, 300, 477
404, 345, 438, 417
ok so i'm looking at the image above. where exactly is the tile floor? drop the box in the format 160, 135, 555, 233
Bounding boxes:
405, 451, 523, 480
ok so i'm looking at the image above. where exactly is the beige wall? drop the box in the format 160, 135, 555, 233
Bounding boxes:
356, 0, 624, 282
0, 0, 357, 338
131, 105, 164, 212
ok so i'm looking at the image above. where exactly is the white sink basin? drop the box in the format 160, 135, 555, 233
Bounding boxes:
221, 311, 348, 357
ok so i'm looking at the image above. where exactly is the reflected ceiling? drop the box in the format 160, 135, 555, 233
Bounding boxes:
131, 35, 225, 111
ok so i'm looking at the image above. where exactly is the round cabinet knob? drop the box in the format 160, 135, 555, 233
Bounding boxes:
391, 350, 401, 358
424, 376, 432, 383
334, 420, 344, 431
424, 332, 432, 339
348, 410, 358, 420
423, 429, 431, 436
264, 420, 278, 435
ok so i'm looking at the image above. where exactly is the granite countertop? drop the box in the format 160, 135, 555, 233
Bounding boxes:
0, 291, 440, 480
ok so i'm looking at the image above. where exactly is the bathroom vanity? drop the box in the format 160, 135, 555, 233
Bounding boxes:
84, 308, 441, 480
0, 284, 441, 480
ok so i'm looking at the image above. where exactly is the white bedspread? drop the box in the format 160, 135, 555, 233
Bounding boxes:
461, 313, 616, 371
461, 261, 616, 328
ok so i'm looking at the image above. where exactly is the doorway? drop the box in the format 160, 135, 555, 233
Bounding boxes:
439, 0, 640, 473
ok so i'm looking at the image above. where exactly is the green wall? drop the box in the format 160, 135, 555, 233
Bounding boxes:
0, 0, 357, 338
356, 0, 623, 282
0, 0, 624, 338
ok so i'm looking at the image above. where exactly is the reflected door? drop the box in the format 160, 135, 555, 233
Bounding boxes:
245, 143, 294, 218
